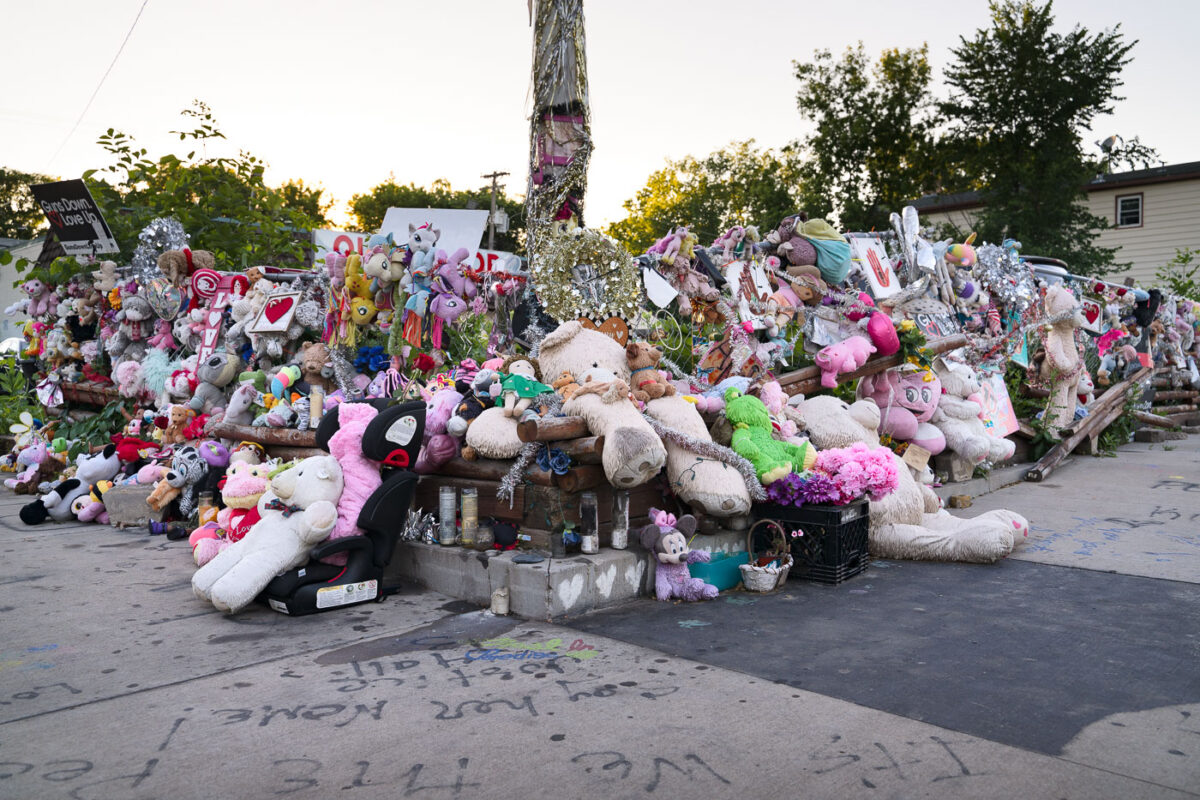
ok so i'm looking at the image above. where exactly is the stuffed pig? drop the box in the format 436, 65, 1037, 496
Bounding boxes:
192, 454, 344, 613
814, 336, 876, 389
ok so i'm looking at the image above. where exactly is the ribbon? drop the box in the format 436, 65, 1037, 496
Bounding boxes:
265, 498, 303, 518
652, 509, 677, 529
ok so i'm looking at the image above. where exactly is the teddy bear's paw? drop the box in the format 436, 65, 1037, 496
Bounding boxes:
604, 428, 666, 487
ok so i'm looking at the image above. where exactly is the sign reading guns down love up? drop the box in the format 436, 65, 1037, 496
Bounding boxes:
29, 179, 119, 256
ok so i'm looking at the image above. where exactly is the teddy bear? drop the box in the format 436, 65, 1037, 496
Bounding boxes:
626, 341, 677, 403
724, 388, 816, 485
72, 481, 113, 524
157, 248, 216, 286
298, 341, 333, 395
191, 461, 271, 566
766, 213, 819, 268
795, 395, 1028, 562
1038, 284, 1086, 435
551, 370, 581, 402
192, 454, 344, 614
91, 260, 118, 293
4, 440, 51, 491
446, 371, 500, 438
189, 351, 241, 415
324, 402, 382, 564
928, 361, 1016, 466
162, 404, 194, 445
857, 366, 946, 454
638, 509, 719, 602
19, 446, 121, 525
536, 321, 667, 488
814, 335, 877, 389
105, 293, 154, 365
415, 386, 464, 474
146, 444, 209, 518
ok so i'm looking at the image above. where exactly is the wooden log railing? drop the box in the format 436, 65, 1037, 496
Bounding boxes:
205, 420, 318, 449
517, 415, 590, 442
776, 333, 969, 397
1024, 365, 1151, 482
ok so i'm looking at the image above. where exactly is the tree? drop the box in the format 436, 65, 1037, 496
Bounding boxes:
606, 140, 801, 255
0, 167, 57, 239
941, 0, 1137, 275
83, 101, 329, 268
792, 44, 947, 231
349, 178, 526, 254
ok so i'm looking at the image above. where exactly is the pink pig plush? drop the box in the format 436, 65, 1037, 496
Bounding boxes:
814, 335, 876, 388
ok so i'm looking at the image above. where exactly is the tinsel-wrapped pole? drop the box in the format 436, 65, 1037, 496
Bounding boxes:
526, 0, 592, 270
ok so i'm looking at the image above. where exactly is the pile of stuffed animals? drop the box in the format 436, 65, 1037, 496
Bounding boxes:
5, 203, 1198, 615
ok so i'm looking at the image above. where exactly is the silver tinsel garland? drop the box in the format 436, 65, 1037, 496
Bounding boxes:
399, 509, 438, 545
131, 217, 189, 280
498, 441, 541, 507
643, 415, 767, 502
974, 243, 1037, 317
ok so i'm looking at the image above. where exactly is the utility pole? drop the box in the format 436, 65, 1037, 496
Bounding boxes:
482, 170, 509, 251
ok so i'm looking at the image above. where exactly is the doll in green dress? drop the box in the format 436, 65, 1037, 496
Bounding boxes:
497, 355, 554, 417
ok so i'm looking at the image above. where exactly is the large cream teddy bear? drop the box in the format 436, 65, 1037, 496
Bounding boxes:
537, 321, 750, 515
930, 359, 1016, 465
192, 455, 343, 613
795, 395, 1028, 563
1039, 284, 1085, 435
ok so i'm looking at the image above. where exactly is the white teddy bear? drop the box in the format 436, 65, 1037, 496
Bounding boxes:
795, 395, 1028, 563
192, 455, 343, 613
930, 359, 1016, 466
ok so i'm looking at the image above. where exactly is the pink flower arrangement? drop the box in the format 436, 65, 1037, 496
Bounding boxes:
813, 443, 900, 504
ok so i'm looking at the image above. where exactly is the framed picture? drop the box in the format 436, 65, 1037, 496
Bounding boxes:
848, 236, 900, 299
247, 291, 301, 334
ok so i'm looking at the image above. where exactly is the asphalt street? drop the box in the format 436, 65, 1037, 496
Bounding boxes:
0, 435, 1196, 799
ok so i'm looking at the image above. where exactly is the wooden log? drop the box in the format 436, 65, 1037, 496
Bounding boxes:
205, 421, 318, 448
552, 465, 607, 493
1025, 366, 1151, 482
1021, 385, 1051, 399
554, 436, 604, 465
438, 456, 555, 487
776, 333, 970, 397
1134, 411, 1176, 429
1149, 404, 1198, 416
517, 415, 591, 442
271, 446, 327, 461
1151, 390, 1199, 402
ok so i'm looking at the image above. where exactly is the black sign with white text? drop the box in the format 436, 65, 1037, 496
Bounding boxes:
29, 179, 118, 256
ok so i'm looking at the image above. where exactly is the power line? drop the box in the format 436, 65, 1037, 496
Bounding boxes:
44, 0, 150, 171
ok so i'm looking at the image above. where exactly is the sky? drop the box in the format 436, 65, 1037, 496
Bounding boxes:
3, 0, 1197, 235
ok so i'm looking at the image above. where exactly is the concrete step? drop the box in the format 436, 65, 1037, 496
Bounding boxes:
387, 542, 655, 620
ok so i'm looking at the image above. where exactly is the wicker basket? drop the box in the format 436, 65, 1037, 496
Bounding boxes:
739, 519, 793, 592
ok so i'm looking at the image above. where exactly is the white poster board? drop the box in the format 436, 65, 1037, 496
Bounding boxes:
849, 236, 900, 299
378, 208, 489, 257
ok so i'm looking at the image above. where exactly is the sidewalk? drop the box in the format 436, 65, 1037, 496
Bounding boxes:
0, 438, 1196, 798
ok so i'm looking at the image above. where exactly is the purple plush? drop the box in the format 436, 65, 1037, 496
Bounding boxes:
638, 508, 719, 602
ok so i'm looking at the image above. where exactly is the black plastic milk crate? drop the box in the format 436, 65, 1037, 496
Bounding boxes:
751, 498, 870, 584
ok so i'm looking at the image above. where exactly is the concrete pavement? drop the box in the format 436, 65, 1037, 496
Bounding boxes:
0, 437, 1196, 798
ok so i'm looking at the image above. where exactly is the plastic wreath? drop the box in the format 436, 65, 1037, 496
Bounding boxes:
530, 226, 641, 323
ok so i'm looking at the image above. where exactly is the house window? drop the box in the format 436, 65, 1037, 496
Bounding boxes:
1116, 193, 1142, 228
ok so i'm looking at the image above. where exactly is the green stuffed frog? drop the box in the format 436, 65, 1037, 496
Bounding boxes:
724, 387, 816, 484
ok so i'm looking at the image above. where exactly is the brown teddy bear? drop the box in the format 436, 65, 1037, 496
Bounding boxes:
162, 404, 194, 445
13, 454, 66, 495
146, 477, 181, 512
298, 341, 332, 394
551, 370, 580, 402
625, 341, 676, 403
157, 249, 216, 286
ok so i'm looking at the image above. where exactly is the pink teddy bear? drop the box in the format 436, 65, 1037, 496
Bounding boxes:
814, 335, 877, 388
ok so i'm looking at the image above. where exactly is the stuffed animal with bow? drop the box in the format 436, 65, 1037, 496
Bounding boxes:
638, 509, 718, 602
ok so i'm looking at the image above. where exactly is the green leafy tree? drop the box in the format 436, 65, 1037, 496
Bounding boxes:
0, 167, 57, 239
941, 0, 1137, 276
606, 140, 801, 254
350, 177, 525, 254
1155, 248, 1199, 301
82, 101, 329, 268
793, 44, 948, 231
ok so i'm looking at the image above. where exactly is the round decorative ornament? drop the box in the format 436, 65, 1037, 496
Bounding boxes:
190, 268, 220, 300
530, 226, 641, 323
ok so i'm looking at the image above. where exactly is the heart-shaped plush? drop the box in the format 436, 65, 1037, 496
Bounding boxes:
265, 295, 295, 324
1083, 301, 1100, 324
579, 316, 630, 346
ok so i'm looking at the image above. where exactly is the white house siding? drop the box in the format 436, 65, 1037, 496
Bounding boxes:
1088, 179, 1200, 285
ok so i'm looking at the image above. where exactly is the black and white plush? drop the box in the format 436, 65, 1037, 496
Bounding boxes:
20, 445, 120, 525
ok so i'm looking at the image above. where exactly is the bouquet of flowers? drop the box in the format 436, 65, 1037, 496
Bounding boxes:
764, 442, 899, 507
